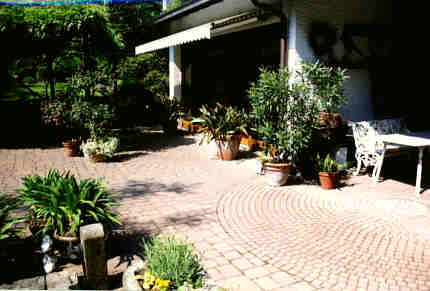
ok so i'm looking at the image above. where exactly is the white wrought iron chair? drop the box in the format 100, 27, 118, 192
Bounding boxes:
350, 118, 411, 177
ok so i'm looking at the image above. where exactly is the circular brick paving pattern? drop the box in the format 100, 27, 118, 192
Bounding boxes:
218, 183, 430, 290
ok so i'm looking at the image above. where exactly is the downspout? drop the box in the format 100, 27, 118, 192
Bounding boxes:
250, 0, 288, 68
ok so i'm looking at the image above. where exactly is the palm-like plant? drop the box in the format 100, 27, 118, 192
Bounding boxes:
0, 194, 24, 240
197, 103, 248, 144
18, 170, 120, 237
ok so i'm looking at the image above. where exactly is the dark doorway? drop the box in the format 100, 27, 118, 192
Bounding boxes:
182, 23, 280, 112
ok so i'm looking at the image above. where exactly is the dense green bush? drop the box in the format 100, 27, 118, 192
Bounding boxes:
143, 236, 204, 289
18, 169, 120, 237
249, 67, 319, 163
248, 62, 348, 165
300, 61, 348, 113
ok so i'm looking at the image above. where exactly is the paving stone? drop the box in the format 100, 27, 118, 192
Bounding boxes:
3, 133, 430, 291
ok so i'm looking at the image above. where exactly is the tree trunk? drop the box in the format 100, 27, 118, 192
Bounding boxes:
47, 55, 56, 100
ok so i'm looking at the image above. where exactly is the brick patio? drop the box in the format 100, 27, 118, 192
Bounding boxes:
1, 130, 430, 290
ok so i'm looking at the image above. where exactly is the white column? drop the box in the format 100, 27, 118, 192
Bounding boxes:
169, 45, 182, 101
162, 0, 168, 11
287, 5, 298, 75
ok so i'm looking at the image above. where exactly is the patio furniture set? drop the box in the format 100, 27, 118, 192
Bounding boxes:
350, 118, 430, 196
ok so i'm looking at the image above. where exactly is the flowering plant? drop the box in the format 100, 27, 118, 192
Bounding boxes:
72, 101, 115, 141
81, 137, 119, 159
41, 99, 78, 129
135, 270, 171, 291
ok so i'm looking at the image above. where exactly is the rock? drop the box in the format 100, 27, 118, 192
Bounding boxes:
122, 257, 145, 291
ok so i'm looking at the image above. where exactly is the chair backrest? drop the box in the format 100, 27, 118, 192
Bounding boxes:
351, 118, 409, 153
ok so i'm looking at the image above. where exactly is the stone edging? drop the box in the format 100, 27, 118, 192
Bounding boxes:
122, 258, 145, 291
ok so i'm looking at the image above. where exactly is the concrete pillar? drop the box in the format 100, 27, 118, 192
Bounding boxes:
287, 4, 298, 76
80, 223, 107, 290
169, 45, 182, 101
162, 0, 168, 11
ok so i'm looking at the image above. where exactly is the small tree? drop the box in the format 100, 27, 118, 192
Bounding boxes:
248, 62, 348, 165
300, 61, 348, 113
249, 67, 320, 163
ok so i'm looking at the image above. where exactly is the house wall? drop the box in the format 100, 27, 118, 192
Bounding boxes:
287, 0, 393, 121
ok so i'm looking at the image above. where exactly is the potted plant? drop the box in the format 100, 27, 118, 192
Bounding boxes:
197, 103, 248, 161
125, 236, 205, 291
41, 98, 83, 156
301, 62, 348, 141
316, 154, 342, 189
0, 194, 25, 271
158, 96, 184, 135
248, 67, 320, 186
18, 169, 121, 242
0, 194, 24, 241
76, 101, 119, 162
81, 137, 119, 162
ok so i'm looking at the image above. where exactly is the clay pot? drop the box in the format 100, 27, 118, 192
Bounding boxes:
54, 234, 80, 243
215, 135, 241, 160
262, 162, 292, 186
240, 135, 257, 150
89, 154, 106, 163
62, 140, 81, 157
318, 171, 339, 189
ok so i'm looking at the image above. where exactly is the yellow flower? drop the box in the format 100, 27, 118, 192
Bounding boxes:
141, 271, 156, 290
144, 271, 156, 285
153, 279, 170, 291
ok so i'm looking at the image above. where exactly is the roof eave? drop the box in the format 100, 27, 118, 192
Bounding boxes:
155, 0, 223, 24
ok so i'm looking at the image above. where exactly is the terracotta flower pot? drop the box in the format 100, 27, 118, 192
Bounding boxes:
240, 135, 256, 150
215, 135, 241, 160
318, 171, 339, 189
62, 140, 81, 157
262, 162, 292, 186
89, 153, 106, 163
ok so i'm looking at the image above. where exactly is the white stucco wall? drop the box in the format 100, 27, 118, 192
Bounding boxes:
342, 69, 373, 121
287, 0, 391, 121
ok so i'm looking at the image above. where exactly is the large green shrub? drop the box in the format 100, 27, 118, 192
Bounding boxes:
18, 169, 120, 237
248, 62, 348, 164
300, 61, 348, 113
143, 236, 204, 289
248, 67, 319, 163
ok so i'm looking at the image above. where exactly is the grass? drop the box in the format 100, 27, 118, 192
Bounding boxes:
2, 82, 69, 102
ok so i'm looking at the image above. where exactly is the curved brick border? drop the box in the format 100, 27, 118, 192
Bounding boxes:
217, 182, 430, 290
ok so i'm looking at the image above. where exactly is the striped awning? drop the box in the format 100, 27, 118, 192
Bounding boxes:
135, 23, 213, 55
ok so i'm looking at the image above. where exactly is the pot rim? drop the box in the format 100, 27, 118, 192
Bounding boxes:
318, 171, 339, 176
263, 162, 293, 168
54, 234, 80, 242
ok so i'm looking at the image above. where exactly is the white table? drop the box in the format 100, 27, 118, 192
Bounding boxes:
375, 132, 430, 196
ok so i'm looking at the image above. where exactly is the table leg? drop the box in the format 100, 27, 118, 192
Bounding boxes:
415, 147, 424, 197
374, 143, 387, 183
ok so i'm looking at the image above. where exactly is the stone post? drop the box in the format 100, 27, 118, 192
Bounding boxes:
80, 223, 108, 290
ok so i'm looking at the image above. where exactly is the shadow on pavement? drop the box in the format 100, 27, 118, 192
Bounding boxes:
113, 179, 201, 201
375, 153, 430, 189
0, 237, 44, 285
118, 127, 196, 153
